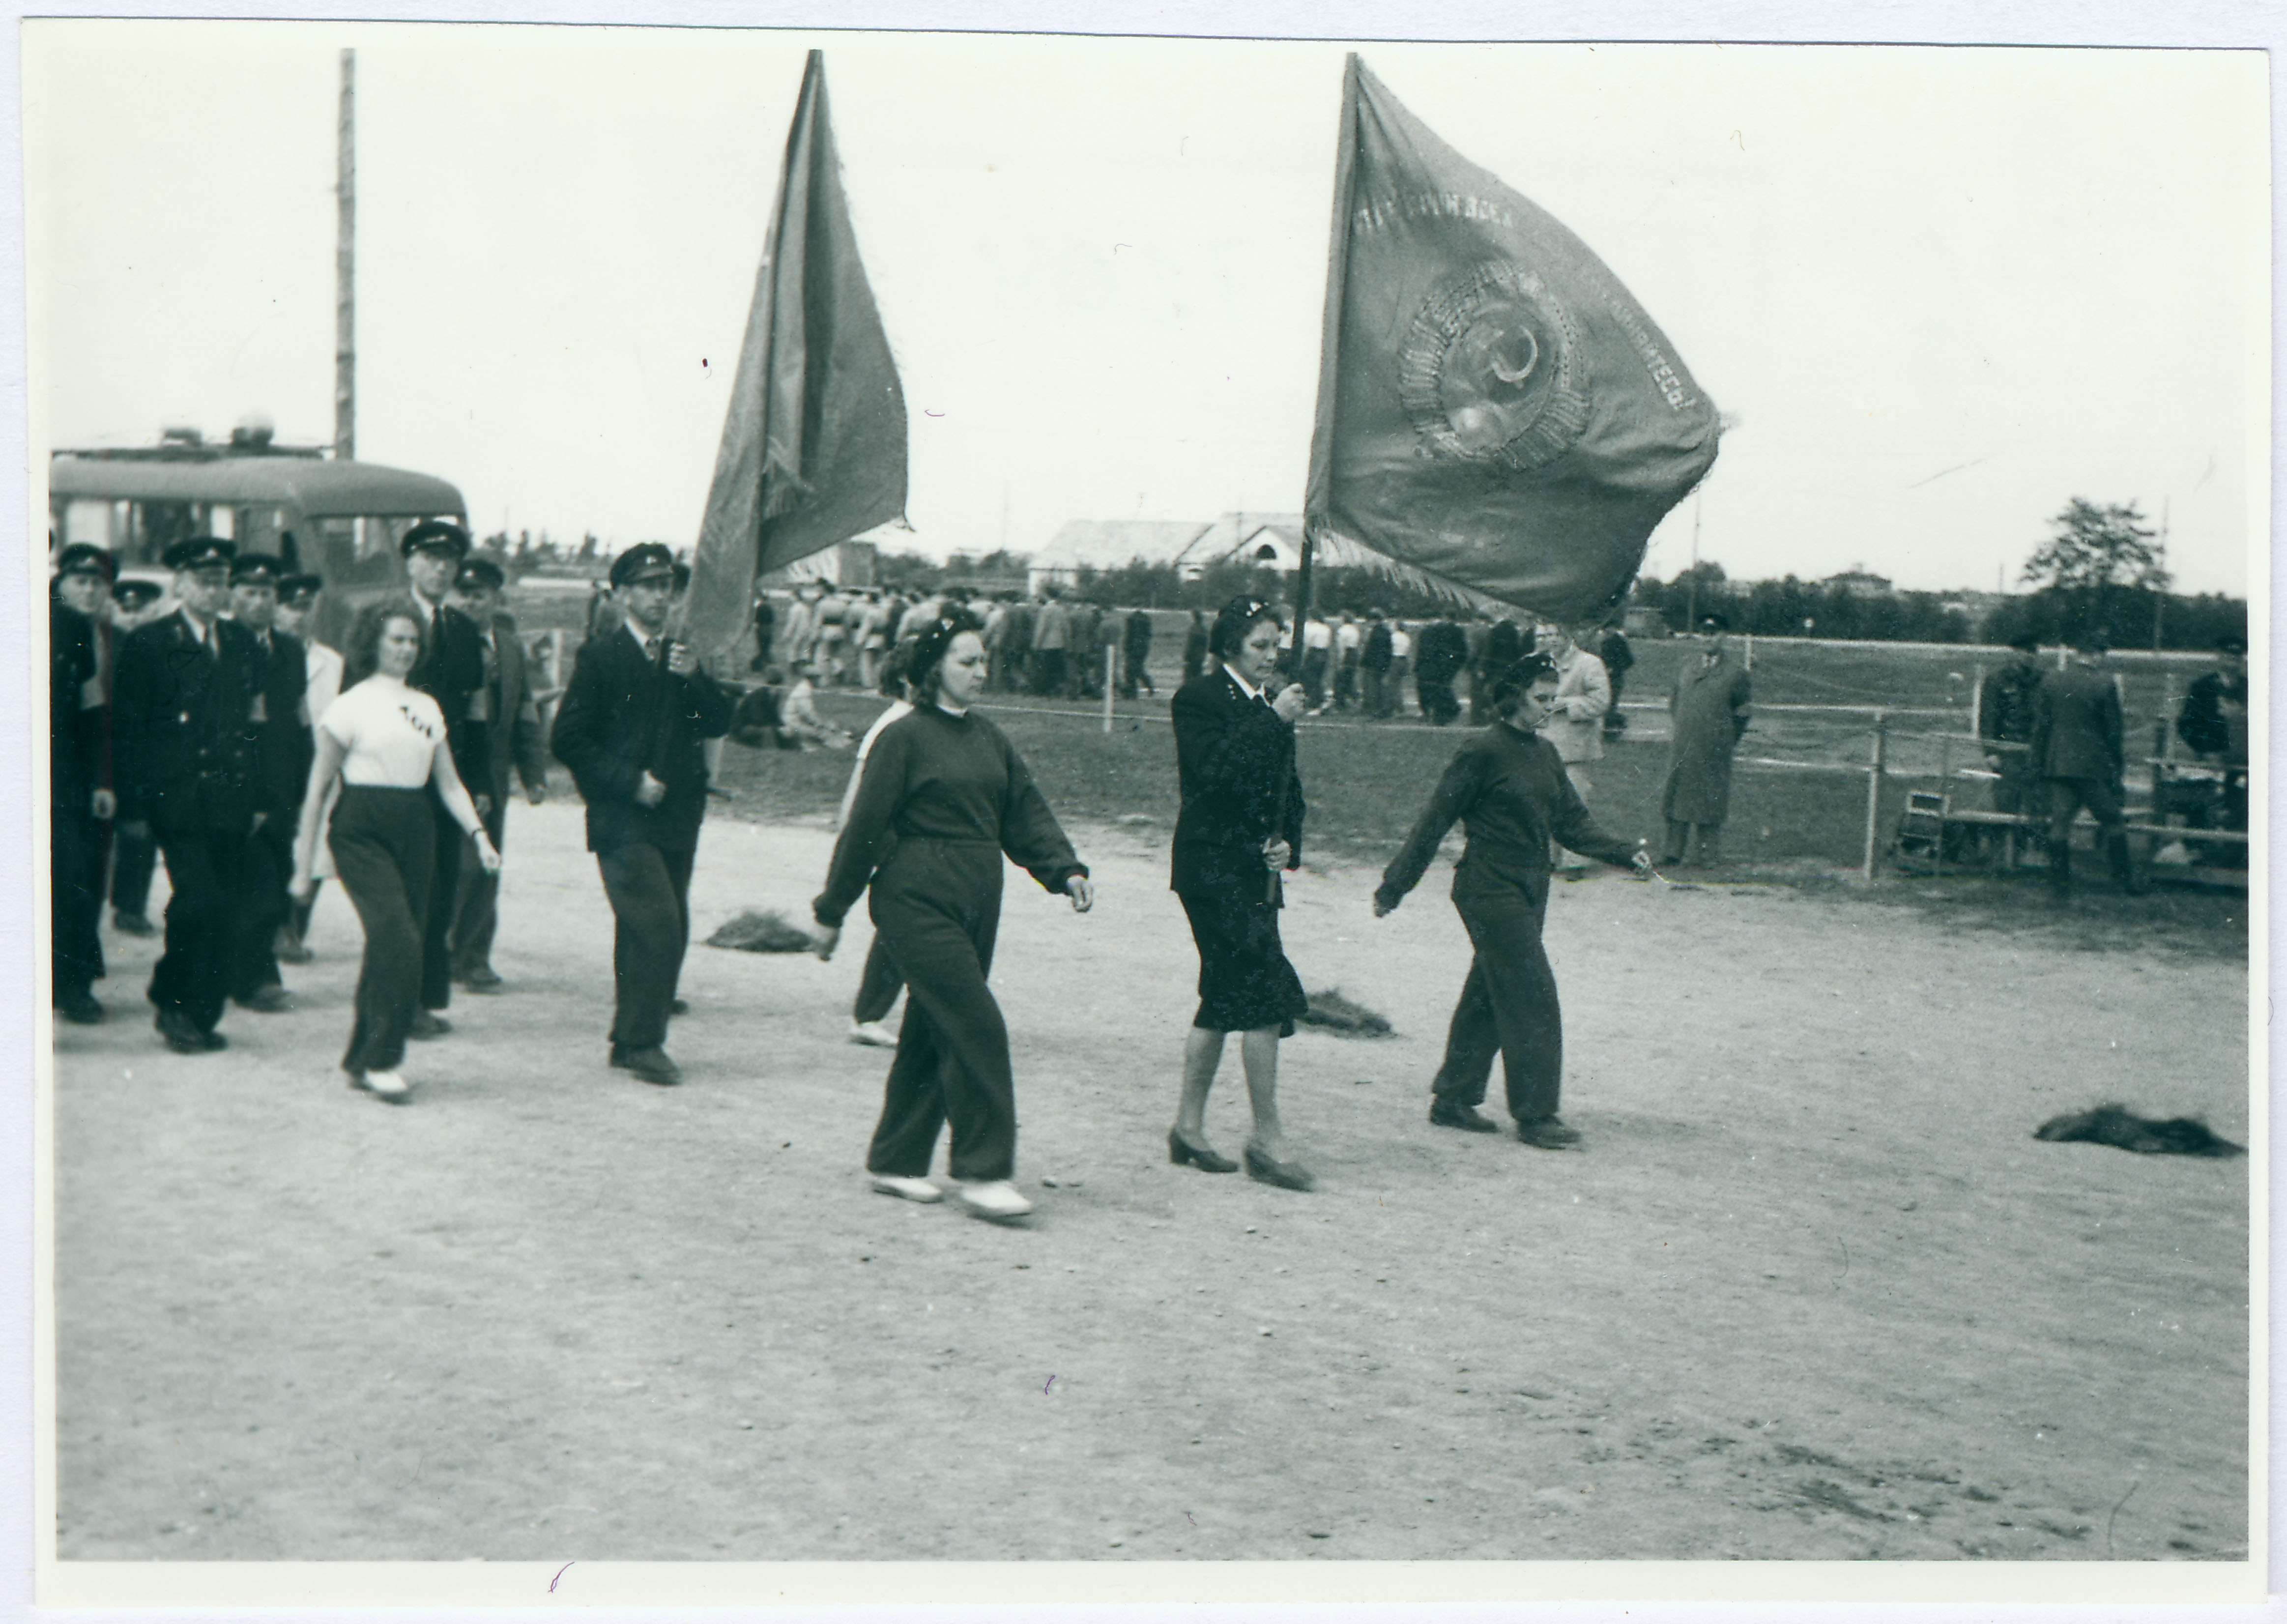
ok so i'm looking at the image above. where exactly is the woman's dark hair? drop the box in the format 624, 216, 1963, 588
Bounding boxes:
344, 598, 430, 686
907, 610, 984, 702
1208, 594, 1285, 662
1489, 652, 1560, 712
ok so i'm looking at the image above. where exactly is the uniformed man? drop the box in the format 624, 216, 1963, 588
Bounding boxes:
1658, 611, 1752, 866
446, 557, 550, 991
113, 538, 262, 1053
51, 544, 117, 1025
2175, 634, 2249, 865
105, 576, 168, 937
224, 552, 310, 1013
399, 520, 491, 1036
2031, 630, 2135, 897
550, 544, 734, 1085
1978, 631, 2046, 817
272, 573, 344, 963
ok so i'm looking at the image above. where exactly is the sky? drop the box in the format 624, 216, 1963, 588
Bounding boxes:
23, 23, 2267, 598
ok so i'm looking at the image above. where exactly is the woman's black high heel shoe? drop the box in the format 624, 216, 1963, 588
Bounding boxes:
1243, 1144, 1314, 1191
1168, 1129, 1239, 1174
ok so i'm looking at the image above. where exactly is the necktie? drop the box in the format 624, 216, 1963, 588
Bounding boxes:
645, 637, 662, 663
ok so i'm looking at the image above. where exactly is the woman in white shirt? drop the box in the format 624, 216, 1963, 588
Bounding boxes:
290, 602, 499, 1103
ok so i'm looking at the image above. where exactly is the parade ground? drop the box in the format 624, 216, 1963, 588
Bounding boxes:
50, 789, 2249, 1564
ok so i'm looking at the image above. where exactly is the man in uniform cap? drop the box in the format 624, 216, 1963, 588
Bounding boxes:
399, 520, 491, 1035
221, 553, 311, 1012
1658, 610, 1751, 866
444, 556, 550, 990
1978, 630, 2048, 819
113, 538, 264, 1052
2174, 634, 2249, 865
270, 573, 346, 962
50, 546, 117, 1023
2031, 630, 2136, 897
551, 543, 734, 1085
104, 576, 167, 936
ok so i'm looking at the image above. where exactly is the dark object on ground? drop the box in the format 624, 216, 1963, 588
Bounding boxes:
2033, 1104, 2243, 1159
706, 908, 816, 953
1299, 988, 1392, 1038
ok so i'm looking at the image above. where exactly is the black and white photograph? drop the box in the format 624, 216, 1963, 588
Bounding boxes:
19, 9, 2266, 1612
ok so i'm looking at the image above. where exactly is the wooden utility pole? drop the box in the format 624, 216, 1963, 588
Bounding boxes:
335, 49, 356, 461
1683, 487, 1704, 629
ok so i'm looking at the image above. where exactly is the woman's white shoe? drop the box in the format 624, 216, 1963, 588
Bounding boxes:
868, 1173, 942, 1203
953, 1180, 1034, 1221
353, 1068, 411, 1103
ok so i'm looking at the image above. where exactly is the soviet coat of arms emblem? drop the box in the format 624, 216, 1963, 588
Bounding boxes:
1397, 261, 1591, 471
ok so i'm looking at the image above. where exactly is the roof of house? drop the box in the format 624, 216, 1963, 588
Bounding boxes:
1031, 520, 1213, 572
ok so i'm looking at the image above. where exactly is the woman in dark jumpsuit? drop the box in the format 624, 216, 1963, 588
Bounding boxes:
812, 615, 1095, 1223
1374, 654, 1650, 1150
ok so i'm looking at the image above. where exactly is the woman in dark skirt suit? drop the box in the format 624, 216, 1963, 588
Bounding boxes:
1167, 595, 1314, 1190
811, 614, 1095, 1223
1374, 653, 1650, 1149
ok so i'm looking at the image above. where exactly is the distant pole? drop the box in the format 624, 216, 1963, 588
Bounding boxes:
1862, 711, 1888, 881
2153, 496, 2170, 652
1101, 645, 1116, 734
335, 48, 355, 462
1683, 488, 1703, 629
1291, 528, 1317, 677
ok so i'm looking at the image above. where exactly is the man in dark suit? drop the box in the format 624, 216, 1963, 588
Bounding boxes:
104, 576, 168, 937
1417, 617, 1470, 725
551, 544, 734, 1086
222, 552, 311, 1013
446, 557, 551, 990
113, 538, 262, 1053
51, 544, 117, 1025
400, 519, 490, 1035
1977, 631, 2047, 817
2031, 631, 2135, 897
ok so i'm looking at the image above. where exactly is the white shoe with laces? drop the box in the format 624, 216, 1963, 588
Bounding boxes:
953, 1180, 1035, 1222
848, 1019, 899, 1048
352, 1068, 411, 1104
868, 1173, 942, 1203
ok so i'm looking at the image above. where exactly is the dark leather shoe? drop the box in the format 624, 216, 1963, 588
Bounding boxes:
1244, 1144, 1315, 1191
56, 990, 105, 1026
112, 911, 155, 938
273, 927, 313, 965
155, 1010, 209, 1054
669, 998, 691, 1016
1516, 1116, 1581, 1150
407, 1011, 452, 1040
234, 986, 294, 1014
610, 1045, 682, 1086
456, 967, 504, 993
1169, 1129, 1239, 1173
1429, 1102, 1500, 1134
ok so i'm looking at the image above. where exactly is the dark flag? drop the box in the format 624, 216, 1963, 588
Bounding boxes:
1304, 56, 1719, 624
682, 50, 907, 662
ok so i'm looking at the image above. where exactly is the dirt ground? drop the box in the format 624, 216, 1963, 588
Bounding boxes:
51, 801, 2249, 1563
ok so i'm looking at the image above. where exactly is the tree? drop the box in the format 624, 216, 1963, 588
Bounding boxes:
2021, 497, 2171, 644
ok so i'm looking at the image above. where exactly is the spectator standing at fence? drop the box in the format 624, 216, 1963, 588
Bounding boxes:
1596, 623, 1634, 741
1181, 608, 1210, 686
50, 545, 116, 1026
1387, 621, 1415, 716
1537, 625, 1612, 874
1300, 609, 1333, 713
2176, 634, 2249, 864
1032, 588, 1073, 697
1360, 611, 1393, 718
1332, 612, 1362, 711
748, 588, 777, 674
2033, 632, 2136, 898
779, 581, 821, 674
1375, 653, 1650, 1148
1123, 605, 1158, 699
1978, 631, 2047, 818
1417, 617, 1469, 726
446, 559, 550, 993
1658, 611, 1751, 867
1167, 595, 1314, 1191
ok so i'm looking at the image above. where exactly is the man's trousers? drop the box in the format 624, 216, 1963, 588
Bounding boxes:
598, 841, 696, 1053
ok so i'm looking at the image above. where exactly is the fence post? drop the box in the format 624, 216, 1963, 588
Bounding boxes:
1102, 645, 1116, 734
1861, 709, 1888, 881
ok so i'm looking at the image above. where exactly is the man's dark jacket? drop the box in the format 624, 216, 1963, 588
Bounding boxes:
113, 609, 261, 834
551, 624, 735, 855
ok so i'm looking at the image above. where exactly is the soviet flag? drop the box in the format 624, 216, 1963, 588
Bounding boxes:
1304, 55, 1719, 624
682, 50, 908, 664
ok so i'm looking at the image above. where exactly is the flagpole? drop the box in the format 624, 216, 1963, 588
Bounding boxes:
1298, 53, 1362, 676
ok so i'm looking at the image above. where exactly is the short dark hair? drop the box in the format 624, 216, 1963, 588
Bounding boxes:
344, 598, 430, 687
1209, 594, 1284, 661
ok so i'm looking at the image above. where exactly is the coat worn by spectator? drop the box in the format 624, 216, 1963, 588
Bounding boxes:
1659, 645, 1751, 864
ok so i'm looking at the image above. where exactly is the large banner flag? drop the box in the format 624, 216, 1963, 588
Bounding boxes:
1305, 56, 1719, 624
682, 50, 907, 662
